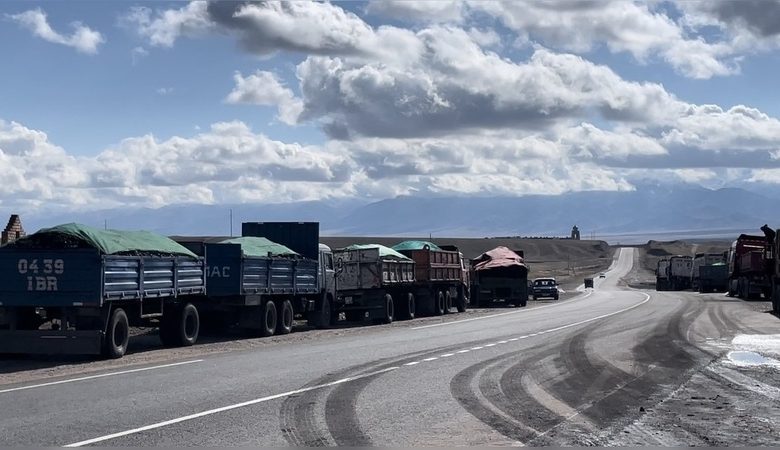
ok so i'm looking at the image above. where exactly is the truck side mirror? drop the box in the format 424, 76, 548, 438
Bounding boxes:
335, 257, 344, 274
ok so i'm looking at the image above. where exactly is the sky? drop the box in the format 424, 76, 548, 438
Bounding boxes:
1, 0, 780, 216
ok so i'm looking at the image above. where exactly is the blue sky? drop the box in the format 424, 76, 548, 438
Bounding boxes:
2, 0, 780, 215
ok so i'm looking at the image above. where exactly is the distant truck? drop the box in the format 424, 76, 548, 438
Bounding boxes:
333, 244, 415, 323
727, 234, 769, 299
392, 241, 469, 315
691, 253, 727, 293
0, 224, 206, 358
471, 246, 528, 307
668, 255, 693, 291
656, 259, 670, 291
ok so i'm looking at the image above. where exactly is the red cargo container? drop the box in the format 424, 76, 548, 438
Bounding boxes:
405, 248, 462, 282
728, 234, 769, 299
739, 251, 765, 274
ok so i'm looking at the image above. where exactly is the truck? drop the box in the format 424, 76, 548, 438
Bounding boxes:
655, 259, 670, 291
668, 255, 693, 291
0, 223, 206, 358
727, 234, 769, 299
174, 226, 335, 337
471, 246, 528, 307
691, 253, 726, 292
392, 241, 468, 315
332, 244, 415, 323
761, 225, 780, 314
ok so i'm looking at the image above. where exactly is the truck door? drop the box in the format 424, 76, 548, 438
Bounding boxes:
320, 249, 336, 299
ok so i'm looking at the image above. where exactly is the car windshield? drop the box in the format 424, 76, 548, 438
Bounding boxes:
535, 280, 555, 286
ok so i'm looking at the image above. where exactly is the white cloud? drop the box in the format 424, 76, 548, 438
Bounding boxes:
124, 1, 212, 47
7, 8, 104, 54
131, 46, 149, 65
225, 71, 303, 125
469, 1, 741, 79
366, 0, 465, 23
156, 87, 174, 96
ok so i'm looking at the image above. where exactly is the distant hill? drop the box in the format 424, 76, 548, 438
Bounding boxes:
18, 186, 780, 239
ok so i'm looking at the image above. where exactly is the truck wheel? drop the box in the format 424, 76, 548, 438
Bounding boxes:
103, 307, 129, 359
276, 299, 294, 335
456, 292, 467, 313
381, 294, 394, 324
404, 293, 416, 320
262, 301, 277, 337
444, 292, 452, 314
435, 291, 446, 316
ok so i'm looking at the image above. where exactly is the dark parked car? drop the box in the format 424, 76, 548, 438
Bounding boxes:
532, 277, 559, 300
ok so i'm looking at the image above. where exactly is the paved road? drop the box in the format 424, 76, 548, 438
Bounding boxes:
0, 248, 777, 446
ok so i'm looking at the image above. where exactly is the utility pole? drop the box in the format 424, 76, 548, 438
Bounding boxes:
229, 209, 234, 237
104, 219, 107, 230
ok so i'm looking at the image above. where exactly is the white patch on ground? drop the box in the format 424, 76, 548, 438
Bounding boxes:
718, 334, 780, 368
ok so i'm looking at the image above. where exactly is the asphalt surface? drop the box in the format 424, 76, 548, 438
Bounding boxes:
1, 247, 778, 446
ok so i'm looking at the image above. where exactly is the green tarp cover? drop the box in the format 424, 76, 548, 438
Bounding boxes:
219, 237, 299, 258
11, 223, 198, 257
343, 244, 411, 260
392, 240, 442, 252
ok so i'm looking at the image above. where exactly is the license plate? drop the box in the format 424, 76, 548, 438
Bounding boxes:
344, 296, 353, 304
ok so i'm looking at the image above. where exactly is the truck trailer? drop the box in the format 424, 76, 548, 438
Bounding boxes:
668, 255, 693, 291
727, 234, 769, 299
761, 225, 779, 314
656, 259, 670, 291
0, 223, 206, 358
471, 246, 528, 307
174, 231, 333, 337
392, 241, 468, 315
691, 253, 727, 293
333, 244, 415, 323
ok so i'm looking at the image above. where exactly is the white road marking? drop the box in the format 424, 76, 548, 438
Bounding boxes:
0, 360, 203, 395
440, 353, 455, 358
456, 349, 470, 353
471, 346, 484, 350
411, 290, 593, 330
484, 343, 497, 347
422, 357, 439, 362
497, 340, 508, 344
64, 366, 399, 447
404, 361, 420, 366
508, 338, 519, 341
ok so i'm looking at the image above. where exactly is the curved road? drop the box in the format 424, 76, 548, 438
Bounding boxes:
0, 248, 777, 446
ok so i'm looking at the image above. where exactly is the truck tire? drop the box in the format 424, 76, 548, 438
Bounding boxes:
456, 291, 467, 313
444, 291, 452, 314
378, 294, 394, 324
434, 291, 446, 316
403, 293, 416, 320
161, 303, 200, 347
276, 299, 294, 335
103, 307, 129, 359
261, 301, 277, 337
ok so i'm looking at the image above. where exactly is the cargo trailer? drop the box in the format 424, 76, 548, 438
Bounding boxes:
691, 253, 726, 292
392, 241, 469, 315
727, 234, 769, 299
333, 244, 415, 323
698, 264, 728, 293
0, 223, 205, 358
471, 246, 528, 307
174, 233, 332, 337
668, 255, 693, 291
656, 259, 670, 291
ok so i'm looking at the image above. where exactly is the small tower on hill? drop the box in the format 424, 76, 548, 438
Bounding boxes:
2, 214, 26, 244
571, 225, 580, 240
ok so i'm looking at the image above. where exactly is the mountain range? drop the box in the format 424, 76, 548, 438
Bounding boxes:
16, 185, 780, 242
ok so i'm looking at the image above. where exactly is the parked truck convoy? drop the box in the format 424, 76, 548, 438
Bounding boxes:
728, 234, 769, 300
